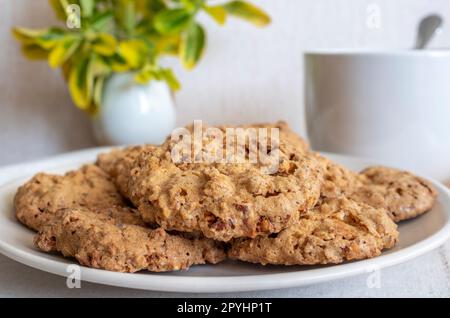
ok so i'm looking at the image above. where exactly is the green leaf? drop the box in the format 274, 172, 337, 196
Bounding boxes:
117, 0, 137, 35
48, 36, 81, 68
92, 33, 117, 56
138, 0, 166, 19
90, 11, 114, 32
80, 0, 95, 17
69, 57, 91, 110
38, 28, 67, 48
222, 1, 271, 26
154, 8, 193, 35
180, 23, 205, 70
118, 39, 149, 68
203, 5, 227, 25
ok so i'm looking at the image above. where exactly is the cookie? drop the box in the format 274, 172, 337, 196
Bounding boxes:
14, 165, 125, 231
239, 121, 309, 155
180, 121, 309, 153
34, 207, 226, 272
228, 197, 398, 265
96, 145, 155, 200
351, 166, 437, 222
129, 122, 323, 241
313, 153, 365, 200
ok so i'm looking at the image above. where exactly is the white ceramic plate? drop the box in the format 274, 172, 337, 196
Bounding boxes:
0, 148, 449, 293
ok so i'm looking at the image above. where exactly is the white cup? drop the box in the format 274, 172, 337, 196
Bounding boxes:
304, 49, 450, 182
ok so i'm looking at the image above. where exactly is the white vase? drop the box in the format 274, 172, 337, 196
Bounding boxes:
92, 73, 177, 146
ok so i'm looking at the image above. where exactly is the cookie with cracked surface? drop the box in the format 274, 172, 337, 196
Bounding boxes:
313, 153, 366, 200
351, 166, 437, 222
129, 122, 323, 241
34, 207, 226, 272
96, 145, 156, 200
14, 165, 126, 231
238, 121, 309, 155
228, 197, 398, 265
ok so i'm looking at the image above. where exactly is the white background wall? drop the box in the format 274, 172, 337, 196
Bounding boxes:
1, 0, 450, 165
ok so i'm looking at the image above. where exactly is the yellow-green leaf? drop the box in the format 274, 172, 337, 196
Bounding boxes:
21, 44, 49, 60
154, 34, 180, 55
154, 8, 193, 35
93, 76, 105, 108
48, 0, 67, 20
160, 68, 181, 91
180, 23, 205, 70
135, 69, 153, 84
48, 37, 80, 68
12, 28, 47, 44
37, 28, 66, 49
89, 55, 111, 79
69, 58, 91, 110
203, 5, 227, 25
108, 53, 130, 72
12, 27, 65, 49
92, 33, 117, 56
222, 1, 271, 27
134, 66, 180, 90
118, 39, 149, 68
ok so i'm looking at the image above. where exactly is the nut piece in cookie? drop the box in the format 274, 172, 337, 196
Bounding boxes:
351, 166, 437, 222
34, 207, 226, 272
228, 197, 398, 265
129, 122, 323, 241
14, 165, 125, 231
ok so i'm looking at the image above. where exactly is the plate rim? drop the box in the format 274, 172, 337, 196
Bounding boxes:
0, 149, 449, 293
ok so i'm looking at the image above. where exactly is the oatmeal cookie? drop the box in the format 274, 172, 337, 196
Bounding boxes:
351, 166, 437, 222
228, 197, 398, 265
238, 121, 309, 155
129, 122, 323, 241
313, 153, 365, 200
14, 165, 126, 231
96, 145, 156, 200
35, 207, 226, 272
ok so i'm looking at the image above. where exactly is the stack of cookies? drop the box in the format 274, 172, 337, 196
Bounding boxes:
14, 122, 437, 272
